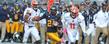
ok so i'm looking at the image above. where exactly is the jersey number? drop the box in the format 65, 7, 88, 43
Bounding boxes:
47, 20, 52, 27
70, 23, 75, 29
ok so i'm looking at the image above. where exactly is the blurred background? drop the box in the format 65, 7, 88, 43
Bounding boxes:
0, 0, 108, 5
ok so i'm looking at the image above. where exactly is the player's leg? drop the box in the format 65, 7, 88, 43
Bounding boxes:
63, 28, 69, 44
106, 25, 109, 44
40, 24, 46, 44
67, 29, 77, 44
47, 32, 61, 44
32, 35, 36, 43
78, 26, 83, 44
14, 22, 23, 42
85, 24, 93, 44
15, 22, 19, 33
85, 34, 90, 44
30, 27, 40, 43
6, 20, 11, 33
11, 22, 15, 34
90, 24, 96, 44
6, 20, 11, 42
76, 31, 79, 44
1, 22, 6, 42
52, 33, 59, 44
23, 30, 30, 43
91, 30, 96, 44
94, 27, 102, 44
23, 24, 30, 43
102, 27, 108, 44
19, 22, 24, 34
35, 22, 40, 31
0, 22, 1, 41
13, 22, 19, 39
18, 23, 24, 41
11, 22, 16, 42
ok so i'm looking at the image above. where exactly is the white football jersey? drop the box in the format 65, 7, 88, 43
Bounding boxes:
61, 12, 70, 28
24, 7, 41, 27
64, 13, 79, 30
65, 13, 80, 42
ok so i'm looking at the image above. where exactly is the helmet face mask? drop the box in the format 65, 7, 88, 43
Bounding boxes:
70, 12, 77, 19
14, 3, 20, 10
51, 10, 57, 15
3, 5, 7, 10
50, 6, 57, 15
33, 7, 38, 11
70, 6, 79, 18
15, 5, 19, 10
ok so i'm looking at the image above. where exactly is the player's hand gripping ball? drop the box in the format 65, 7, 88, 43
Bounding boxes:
33, 16, 40, 21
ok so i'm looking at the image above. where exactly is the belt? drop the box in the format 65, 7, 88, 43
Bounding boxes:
29, 26, 34, 28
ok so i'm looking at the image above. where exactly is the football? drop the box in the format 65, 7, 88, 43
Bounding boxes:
33, 16, 40, 21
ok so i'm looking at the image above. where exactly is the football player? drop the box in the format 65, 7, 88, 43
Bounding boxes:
36, 6, 63, 44
64, 5, 85, 44
23, 0, 40, 43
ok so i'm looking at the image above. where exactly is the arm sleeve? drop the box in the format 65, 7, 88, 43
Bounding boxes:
78, 14, 86, 33
23, 8, 27, 17
106, 13, 109, 24
40, 12, 48, 20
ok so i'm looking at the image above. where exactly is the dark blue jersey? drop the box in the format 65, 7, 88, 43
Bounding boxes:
40, 12, 59, 32
12, 8, 23, 21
